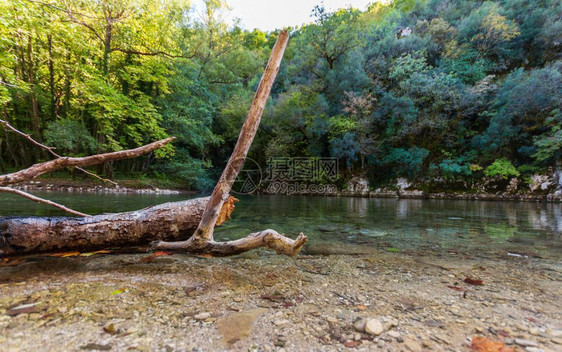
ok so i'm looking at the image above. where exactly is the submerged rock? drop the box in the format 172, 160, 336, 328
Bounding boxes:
194, 312, 211, 320
216, 308, 267, 345
515, 338, 538, 347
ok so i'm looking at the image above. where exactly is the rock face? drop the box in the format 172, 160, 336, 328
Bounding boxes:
396, 178, 411, 190
397, 27, 412, 37
506, 177, 520, 193
529, 174, 553, 192
553, 161, 562, 195
399, 189, 425, 198
347, 177, 369, 195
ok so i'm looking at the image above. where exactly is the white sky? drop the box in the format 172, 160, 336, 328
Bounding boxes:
192, 0, 375, 31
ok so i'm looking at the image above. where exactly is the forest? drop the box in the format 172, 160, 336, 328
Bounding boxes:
1, 0, 561, 191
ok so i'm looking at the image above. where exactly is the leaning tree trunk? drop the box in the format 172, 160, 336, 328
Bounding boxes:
0, 196, 237, 256
154, 30, 307, 257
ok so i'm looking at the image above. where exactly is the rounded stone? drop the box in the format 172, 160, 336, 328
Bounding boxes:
353, 318, 367, 333
365, 319, 384, 335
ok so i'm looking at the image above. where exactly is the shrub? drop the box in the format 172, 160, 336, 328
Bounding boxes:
438, 158, 472, 179
484, 158, 520, 179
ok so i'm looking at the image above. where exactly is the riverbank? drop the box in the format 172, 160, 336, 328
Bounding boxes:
12, 178, 191, 195
260, 175, 562, 202
10, 176, 562, 202
1, 246, 560, 351
335, 189, 562, 202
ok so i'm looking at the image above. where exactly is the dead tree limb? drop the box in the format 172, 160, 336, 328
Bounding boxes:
0, 133, 174, 217
0, 196, 237, 255
0, 137, 175, 186
154, 30, 308, 257
0, 118, 55, 152
0, 118, 117, 185
156, 230, 308, 257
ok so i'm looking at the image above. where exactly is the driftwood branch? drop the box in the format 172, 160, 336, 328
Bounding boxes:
0, 118, 117, 185
0, 187, 89, 217
155, 30, 308, 257
157, 230, 308, 257
0, 137, 175, 186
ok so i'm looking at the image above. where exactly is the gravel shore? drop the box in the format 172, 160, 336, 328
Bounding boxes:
1, 245, 560, 351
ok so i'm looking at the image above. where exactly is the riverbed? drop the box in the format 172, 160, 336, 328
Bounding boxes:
0, 193, 561, 351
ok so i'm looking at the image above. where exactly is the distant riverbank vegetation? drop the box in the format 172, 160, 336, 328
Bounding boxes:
1, 0, 560, 191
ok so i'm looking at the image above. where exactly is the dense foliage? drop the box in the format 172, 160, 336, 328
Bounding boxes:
1, 0, 560, 190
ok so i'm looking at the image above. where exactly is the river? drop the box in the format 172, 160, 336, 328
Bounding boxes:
1, 192, 560, 259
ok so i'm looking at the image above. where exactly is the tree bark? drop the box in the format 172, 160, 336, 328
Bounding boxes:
0, 196, 237, 256
47, 34, 56, 120
26, 34, 42, 141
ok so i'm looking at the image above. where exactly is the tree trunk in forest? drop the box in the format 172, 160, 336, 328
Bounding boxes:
102, 13, 112, 76
2, 109, 19, 169
26, 34, 42, 141
63, 53, 71, 118
48, 34, 56, 120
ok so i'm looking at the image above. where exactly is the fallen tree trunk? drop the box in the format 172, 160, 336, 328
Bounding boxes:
0, 196, 237, 256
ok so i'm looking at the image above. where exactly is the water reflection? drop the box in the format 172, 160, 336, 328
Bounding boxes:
0, 191, 194, 216
217, 196, 561, 259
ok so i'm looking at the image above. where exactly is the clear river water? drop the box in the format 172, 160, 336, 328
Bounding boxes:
1, 192, 560, 260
